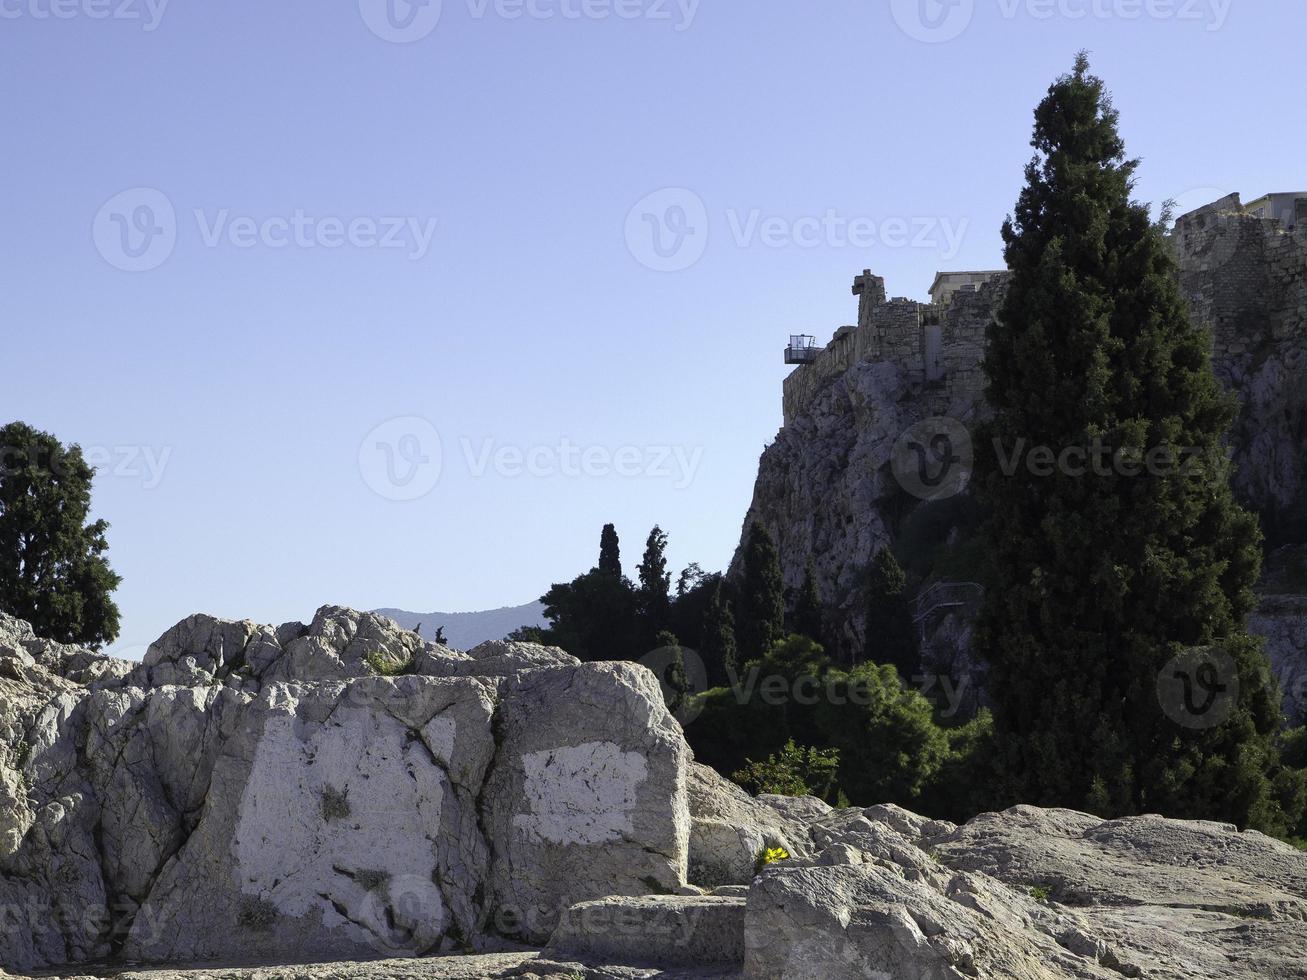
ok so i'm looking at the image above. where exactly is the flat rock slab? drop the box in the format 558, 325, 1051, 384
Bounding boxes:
548, 896, 747, 968
9, 952, 743, 980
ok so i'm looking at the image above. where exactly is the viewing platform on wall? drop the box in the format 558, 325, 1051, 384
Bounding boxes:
784, 335, 822, 365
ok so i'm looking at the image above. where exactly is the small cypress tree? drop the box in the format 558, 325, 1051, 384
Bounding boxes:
865, 547, 918, 677
738, 522, 785, 663
976, 55, 1290, 831
792, 559, 825, 648
638, 526, 672, 639
0, 422, 121, 647
700, 576, 738, 686
598, 524, 622, 578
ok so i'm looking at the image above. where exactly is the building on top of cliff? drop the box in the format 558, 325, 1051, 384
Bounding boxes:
1244, 192, 1307, 229
928, 270, 1007, 307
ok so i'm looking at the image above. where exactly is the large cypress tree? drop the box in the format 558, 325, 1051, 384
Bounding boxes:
738, 522, 785, 664
976, 55, 1291, 831
0, 422, 121, 647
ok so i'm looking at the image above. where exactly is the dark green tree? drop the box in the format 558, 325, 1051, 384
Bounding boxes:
654, 629, 688, 714
699, 576, 738, 687
738, 522, 785, 664
813, 662, 951, 805
676, 562, 706, 598
540, 567, 639, 662
0, 422, 121, 647
598, 523, 622, 578
791, 559, 825, 648
638, 526, 672, 641
975, 55, 1292, 832
865, 547, 918, 677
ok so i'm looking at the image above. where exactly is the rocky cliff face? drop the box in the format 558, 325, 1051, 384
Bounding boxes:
735, 197, 1307, 673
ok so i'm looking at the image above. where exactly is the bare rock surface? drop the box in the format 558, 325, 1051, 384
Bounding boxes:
742, 800, 1307, 980
685, 764, 808, 888
15, 952, 743, 979
547, 895, 746, 967
0, 608, 690, 973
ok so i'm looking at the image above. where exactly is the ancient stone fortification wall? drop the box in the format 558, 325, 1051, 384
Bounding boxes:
1173, 194, 1307, 541
781, 271, 1004, 425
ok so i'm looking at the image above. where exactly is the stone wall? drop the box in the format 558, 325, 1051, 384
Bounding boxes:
781, 271, 1002, 426
1173, 194, 1307, 542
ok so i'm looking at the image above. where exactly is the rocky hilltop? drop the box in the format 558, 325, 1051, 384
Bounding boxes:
735, 194, 1307, 676
2, 608, 1307, 978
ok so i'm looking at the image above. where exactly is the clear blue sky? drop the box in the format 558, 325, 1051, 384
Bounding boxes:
2, 0, 1302, 657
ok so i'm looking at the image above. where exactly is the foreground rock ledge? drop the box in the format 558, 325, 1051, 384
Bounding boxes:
3, 608, 1306, 979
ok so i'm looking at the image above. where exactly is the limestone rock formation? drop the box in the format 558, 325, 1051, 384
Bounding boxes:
744, 801, 1307, 980
0, 607, 688, 972
685, 762, 811, 887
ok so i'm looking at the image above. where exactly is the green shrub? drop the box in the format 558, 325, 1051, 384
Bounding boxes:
732, 740, 839, 799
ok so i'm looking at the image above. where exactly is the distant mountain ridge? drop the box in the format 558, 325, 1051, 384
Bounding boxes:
372, 601, 547, 651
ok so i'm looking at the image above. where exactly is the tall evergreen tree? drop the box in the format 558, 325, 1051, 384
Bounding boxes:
700, 576, 738, 686
598, 523, 622, 578
638, 525, 672, 640
738, 522, 785, 663
865, 547, 917, 677
0, 422, 121, 647
976, 55, 1291, 831
792, 559, 825, 648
